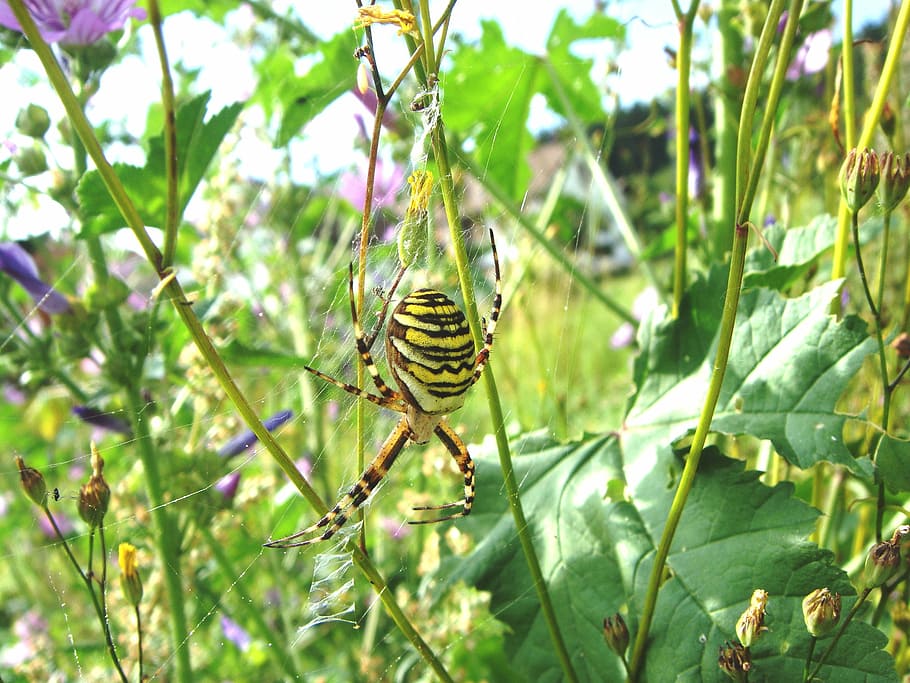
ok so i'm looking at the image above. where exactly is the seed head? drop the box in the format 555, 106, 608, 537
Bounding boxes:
718, 640, 751, 682
878, 152, 910, 212
735, 589, 769, 647
840, 147, 880, 212
78, 443, 110, 528
802, 588, 841, 637
15, 456, 47, 506
603, 613, 630, 655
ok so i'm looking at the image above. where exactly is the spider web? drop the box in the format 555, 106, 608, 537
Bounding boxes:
0, 3, 651, 682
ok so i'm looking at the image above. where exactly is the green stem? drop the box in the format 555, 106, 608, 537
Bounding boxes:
457, 150, 635, 324
803, 636, 817, 682
541, 58, 661, 300
831, 0, 910, 285
12, 3, 451, 678
627, 1, 798, 678
42, 508, 129, 683
148, 0, 180, 269
431, 124, 578, 683
671, 2, 700, 319
198, 526, 300, 680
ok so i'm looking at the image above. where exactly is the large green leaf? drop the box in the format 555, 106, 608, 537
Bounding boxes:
78, 92, 243, 236
444, 439, 894, 682
272, 30, 356, 147
541, 9, 624, 123
443, 21, 537, 201
744, 214, 881, 291
437, 268, 890, 680
625, 269, 875, 483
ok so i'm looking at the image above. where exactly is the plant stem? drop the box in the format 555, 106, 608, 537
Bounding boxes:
807, 588, 872, 681
42, 508, 129, 683
671, 1, 700, 318
432, 122, 578, 683
831, 0, 910, 286
148, 0, 180, 269
627, 1, 799, 678
803, 636, 817, 681
13, 3, 453, 678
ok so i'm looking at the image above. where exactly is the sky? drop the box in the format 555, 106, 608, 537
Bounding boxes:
0, 1, 895, 237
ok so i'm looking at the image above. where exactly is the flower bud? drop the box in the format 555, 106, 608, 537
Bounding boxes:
893, 332, 910, 359
718, 640, 751, 682
603, 613, 629, 655
860, 526, 909, 589
15, 145, 48, 176
15, 456, 47, 506
877, 152, 910, 212
78, 443, 110, 529
840, 147, 880, 212
15, 104, 51, 138
398, 170, 433, 268
735, 589, 768, 647
118, 543, 144, 607
802, 588, 841, 637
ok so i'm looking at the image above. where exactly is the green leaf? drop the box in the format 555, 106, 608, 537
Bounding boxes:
444, 22, 537, 200
218, 339, 309, 368
626, 269, 875, 476
437, 267, 889, 680
541, 9, 625, 122
444, 439, 895, 682
78, 93, 243, 236
744, 214, 881, 290
273, 31, 356, 147
875, 434, 910, 493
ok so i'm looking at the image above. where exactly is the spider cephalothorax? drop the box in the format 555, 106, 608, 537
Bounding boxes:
266, 229, 501, 548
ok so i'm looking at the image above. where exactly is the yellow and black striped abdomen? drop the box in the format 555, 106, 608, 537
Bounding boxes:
385, 289, 476, 415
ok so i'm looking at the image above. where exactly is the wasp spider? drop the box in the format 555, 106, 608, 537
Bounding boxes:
266, 229, 501, 548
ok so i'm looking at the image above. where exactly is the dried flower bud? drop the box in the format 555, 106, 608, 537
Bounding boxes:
840, 147, 880, 212
118, 543, 144, 607
892, 332, 910, 359
15, 456, 47, 506
736, 589, 769, 647
398, 170, 433, 267
718, 640, 751, 682
878, 152, 910, 212
802, 588, 841, 637
78, 443, 110, 529
880, 101, 896, 140
860, 526, 909, 589
603, 613, 629, 655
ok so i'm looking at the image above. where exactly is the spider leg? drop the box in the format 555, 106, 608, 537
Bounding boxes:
363, 263, 407, 351
264, 416, 412, 548
468, 228, 502, 387
409, 420, 475, 525
347, 263, 400, 399
303, 365, 406, 413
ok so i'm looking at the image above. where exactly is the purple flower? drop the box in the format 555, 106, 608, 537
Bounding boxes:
0, 0, 145, 46
218, 409, 293, 459
38, 510, 74, 538
214, 471, 241, 503
0, 242, 70, 314
338, 157, 406, 213
72, 405, 132, 436
220, 615, 251, 652
787, 30, 832, 80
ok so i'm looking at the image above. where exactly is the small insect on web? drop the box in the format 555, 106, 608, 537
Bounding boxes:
265, 229, 502, 549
